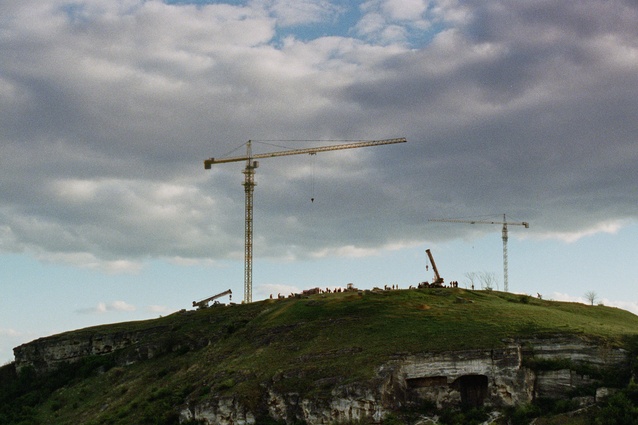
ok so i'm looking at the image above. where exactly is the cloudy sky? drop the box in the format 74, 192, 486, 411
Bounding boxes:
1, 0, 637, 363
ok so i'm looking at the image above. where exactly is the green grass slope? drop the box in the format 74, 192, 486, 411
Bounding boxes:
3, 288, 638, 425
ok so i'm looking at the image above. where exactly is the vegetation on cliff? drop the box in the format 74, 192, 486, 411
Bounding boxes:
2, 288, 638, 424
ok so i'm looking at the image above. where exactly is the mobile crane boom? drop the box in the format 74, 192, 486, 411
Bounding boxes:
429, 214, 529, 292
192, 289, 232, 309
205, 138, 407, 303
425, 249, 444, 286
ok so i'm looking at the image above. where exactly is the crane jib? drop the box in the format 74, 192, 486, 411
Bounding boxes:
204, 138, 406, 168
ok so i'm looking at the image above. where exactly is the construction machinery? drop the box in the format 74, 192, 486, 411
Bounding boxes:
429, 214, 529, 292
425, 248, 444, 287
192, 289, 232, 309
204, 137, 407, 304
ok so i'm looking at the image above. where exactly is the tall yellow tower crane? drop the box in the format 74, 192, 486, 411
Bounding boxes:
429, 214, 529, 292
204, 137, 407, 303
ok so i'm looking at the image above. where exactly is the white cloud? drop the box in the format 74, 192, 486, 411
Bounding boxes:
601, 299, 638, 316
76, 300, 136, 314
256, 283, 301, 299
551, 292, 638, 316
357, 0, 434, 44
551, 292, 589, 305
381, 0, 428, 21
310, 240, 421, 259
146, 305, 173, 314
111, 300, 136, 312
263, 0, 344, 27
537, 221, 624, 243
0, 328, 21, 337
355, 11, 386, 37
35, 252, 144, 274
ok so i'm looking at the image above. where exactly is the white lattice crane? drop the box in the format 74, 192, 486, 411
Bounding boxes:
204, 137, 407, 303
428, 214, 529, 292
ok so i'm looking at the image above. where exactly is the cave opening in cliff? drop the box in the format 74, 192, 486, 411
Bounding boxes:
406, 376, 447, 388
455, 375, 488, 407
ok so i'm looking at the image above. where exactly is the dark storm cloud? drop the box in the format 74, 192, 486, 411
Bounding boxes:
336, 0, 638, 234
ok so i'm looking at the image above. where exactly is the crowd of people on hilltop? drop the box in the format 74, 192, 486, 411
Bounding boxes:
270, 284, 359, 299
269, 280, 477, 300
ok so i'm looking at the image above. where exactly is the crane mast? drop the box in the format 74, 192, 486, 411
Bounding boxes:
205, 137, 407, 303
429, 214, 529, 292
242, 142, 258, 304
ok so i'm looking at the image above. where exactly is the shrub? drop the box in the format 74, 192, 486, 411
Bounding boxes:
591, 391, 638, 425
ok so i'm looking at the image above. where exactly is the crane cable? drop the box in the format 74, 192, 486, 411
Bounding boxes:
310, 152, 316, 202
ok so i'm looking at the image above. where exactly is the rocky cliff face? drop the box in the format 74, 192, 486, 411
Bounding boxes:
13, 328, 628, 425
177, 336, 626, 424
179, 387, 390, 425
13, 324, 177, 373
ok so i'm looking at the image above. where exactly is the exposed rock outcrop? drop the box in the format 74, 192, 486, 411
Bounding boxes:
13, 325, 173, 373
399, 345, 535, 408
176, 336, 627, 424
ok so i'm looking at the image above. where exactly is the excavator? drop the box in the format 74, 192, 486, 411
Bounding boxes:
192, 289, 232, 309
418, 249, 444, 288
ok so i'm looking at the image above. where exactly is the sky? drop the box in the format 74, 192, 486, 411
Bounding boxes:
1, 0, 637, 364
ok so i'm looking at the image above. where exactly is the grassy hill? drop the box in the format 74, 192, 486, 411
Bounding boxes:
2, 288, 638, 424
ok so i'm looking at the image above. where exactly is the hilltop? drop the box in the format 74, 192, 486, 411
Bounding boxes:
2, 288, 638, 424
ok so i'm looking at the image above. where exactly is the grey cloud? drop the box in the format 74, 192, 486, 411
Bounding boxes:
1, 0, 637, 268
